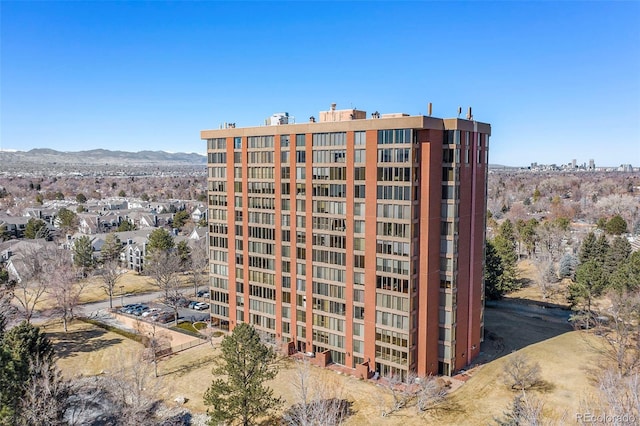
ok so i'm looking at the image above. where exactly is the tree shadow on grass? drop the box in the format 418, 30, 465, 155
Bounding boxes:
415, 399, 464, 423
160, 352, 218, 377
46, 326, 124, 359
517, 278, 534, 288
532, 379, 556, 393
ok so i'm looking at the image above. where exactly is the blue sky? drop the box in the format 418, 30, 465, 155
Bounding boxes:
1, 1, 639, 167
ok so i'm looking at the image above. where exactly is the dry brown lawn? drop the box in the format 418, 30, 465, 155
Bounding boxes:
47, 257, 609, 425
78, 271, 194, 304
505, 259, 572, 307
45, 320, 142, 376
78, 271, 158, 304
433, 331, 603, 425
48, 317, 608, 425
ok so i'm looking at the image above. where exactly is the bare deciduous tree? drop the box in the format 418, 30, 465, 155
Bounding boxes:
145, 250, 182, 323
96, 259, 125, 309
495, 391, 545, 426
136, 320, 172, 378
375, 371, 447, 417
189, 237, 208, 297
11, 245, 57, 322
48, 251, 87, 332
580, 368, 639, 425
599, 290, 640, 376
535, 260, 560, 300
20, 355, 69, 426
504, 353, 542, 391
283, 359, 352, 426
416, 376, 448, 412
66, 350, 166, 426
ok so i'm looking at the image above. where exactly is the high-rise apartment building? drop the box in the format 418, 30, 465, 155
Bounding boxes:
202, 105, 491, 378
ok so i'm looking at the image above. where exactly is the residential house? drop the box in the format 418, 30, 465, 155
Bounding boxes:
0, 215, 30, 239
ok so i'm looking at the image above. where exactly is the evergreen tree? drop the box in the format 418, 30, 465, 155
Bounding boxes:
484, 240, 506, 300
532, 188, 541, 203
492, 220, 519, 292
176, 240, 191, 271
543, 263, 559, 284
0, 225, 9, 242
73, 235, 94, 274
605, 215, 628, 235
24, 218, 49, 240
75, 193, 87, 203
558, 253, 578, 279
610, 250, 640, 292
146, 228, 175, 256
57, 207, 78, 234
596, 217, 608, 231
604, 237, 632, 277
172, 210, 190, 229
101, 233, 123, 263
116, 220, 137, 232
578, 232, 597, 264
518, 218, 538, 257
204, 323, 282, 426
569, 261, 606, 326
0, 321, 66, 425
594, 234, 610, 265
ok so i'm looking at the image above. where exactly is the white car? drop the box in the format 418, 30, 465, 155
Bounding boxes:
142, 308, 161, 317
194, 302, 209, 311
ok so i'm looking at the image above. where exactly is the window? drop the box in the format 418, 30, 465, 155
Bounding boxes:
234, 137, 242, 149
377, 129, 412, 145
296, 167, 306, 180
248, 135, 274, 148
281, 135, 290, 148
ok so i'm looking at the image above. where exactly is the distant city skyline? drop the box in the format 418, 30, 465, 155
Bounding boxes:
2, 1, 639, 167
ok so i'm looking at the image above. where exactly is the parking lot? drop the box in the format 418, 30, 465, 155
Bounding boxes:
116, 291, 210, 325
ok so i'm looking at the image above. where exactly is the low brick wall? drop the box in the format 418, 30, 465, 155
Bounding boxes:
114, 313, 202, 350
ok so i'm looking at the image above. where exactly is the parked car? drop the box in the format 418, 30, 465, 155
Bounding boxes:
132, 306, 149, 316
142, 308, 161, 318
155, 312, 175, 324
165, 296, 189, 308
120, 304, 137, 313
149, 310, 167, 321
194, 302, 209, 311
197, 290, 210, 298
124, 304, 143, 314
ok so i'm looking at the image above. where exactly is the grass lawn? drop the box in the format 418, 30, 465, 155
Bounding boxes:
78, 271, 196, 304
43, 259, 610, 425
47, 316, 608, 425
505, 259, 572, 307
45, 320, 143, 377
434, 331, 602, 425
